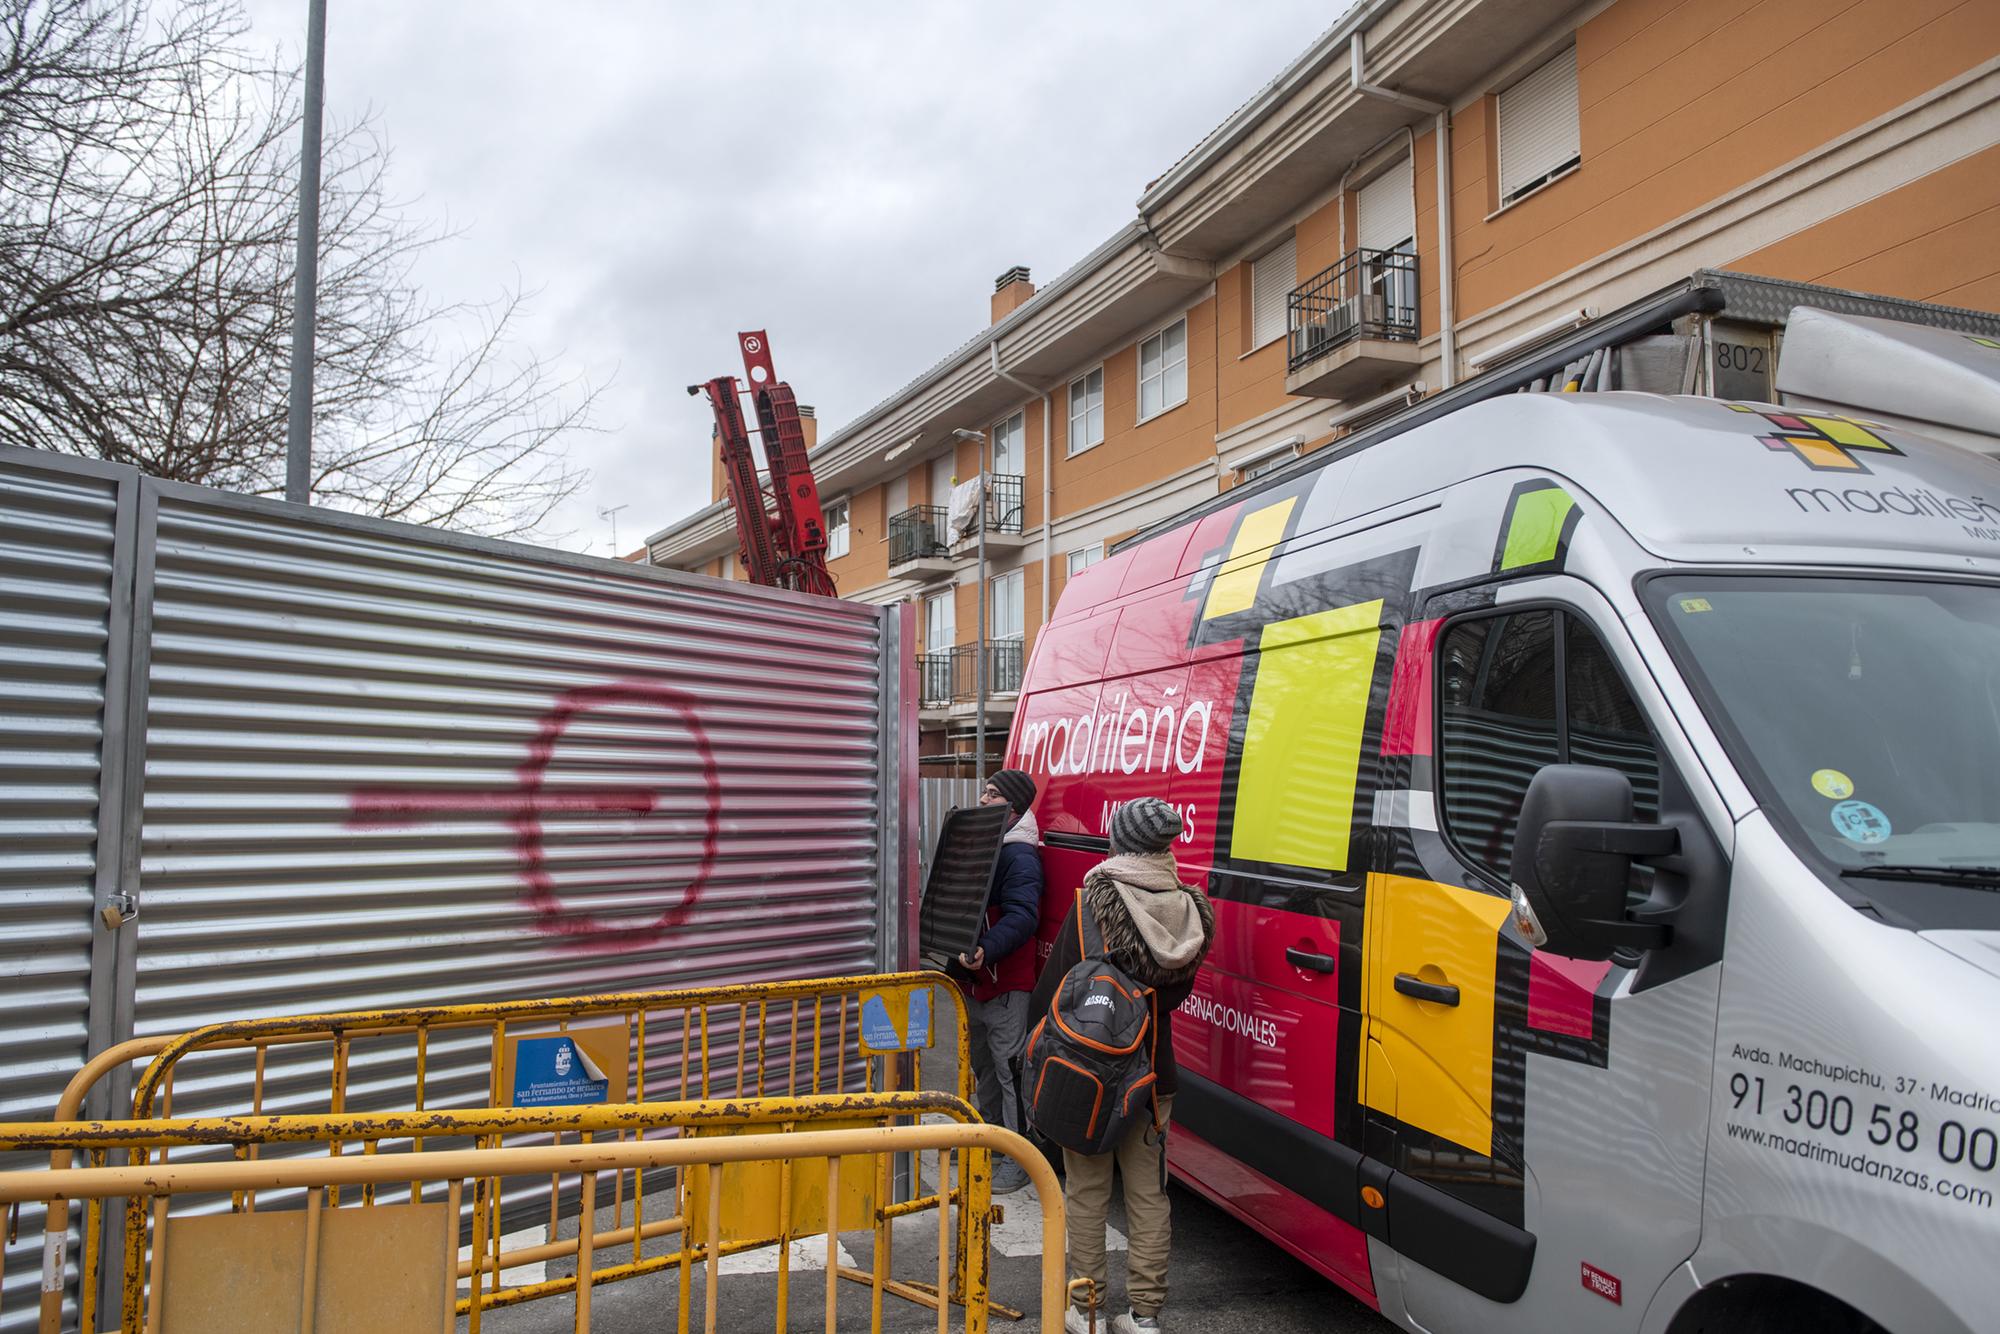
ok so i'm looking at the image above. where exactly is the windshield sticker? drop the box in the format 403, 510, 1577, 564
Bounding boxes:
1831, 799, 1892, 844
1812, 769, 1855, 800
1678, 597, 1713, 614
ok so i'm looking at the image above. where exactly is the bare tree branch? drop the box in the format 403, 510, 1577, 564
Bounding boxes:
0, 0, 595, 537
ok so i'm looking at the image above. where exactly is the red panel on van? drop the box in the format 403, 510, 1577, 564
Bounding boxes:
1527, 953, 1613, 1038
1381, 618, 1442, 757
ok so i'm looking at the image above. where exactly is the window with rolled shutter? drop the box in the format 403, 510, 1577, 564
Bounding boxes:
1250, 233, 1296, 349
1497, 46, 1580, 204
1357, 158, 1414, 254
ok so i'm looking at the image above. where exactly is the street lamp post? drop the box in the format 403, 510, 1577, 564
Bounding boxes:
284, 0, 328, 505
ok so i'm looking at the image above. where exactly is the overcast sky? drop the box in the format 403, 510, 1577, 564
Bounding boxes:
240, 2, 1337, 555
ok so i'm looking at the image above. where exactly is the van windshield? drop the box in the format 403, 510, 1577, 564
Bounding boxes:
1647, 575, 2000, 881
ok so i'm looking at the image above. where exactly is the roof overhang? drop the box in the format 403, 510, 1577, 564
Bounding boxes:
1137, 0, 1580, 259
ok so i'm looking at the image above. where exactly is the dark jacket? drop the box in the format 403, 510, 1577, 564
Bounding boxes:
1027, 859, 1215, 1095
964, 833, 1044, 1000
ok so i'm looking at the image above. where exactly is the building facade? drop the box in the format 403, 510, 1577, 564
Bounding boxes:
647, 0, 2000, 774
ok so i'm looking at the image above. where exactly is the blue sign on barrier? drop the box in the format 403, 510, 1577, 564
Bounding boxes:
510, 1035, 611, 1107
860, 988, 932, 1052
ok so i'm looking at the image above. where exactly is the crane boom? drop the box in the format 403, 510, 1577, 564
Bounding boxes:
688, 331, 836, 596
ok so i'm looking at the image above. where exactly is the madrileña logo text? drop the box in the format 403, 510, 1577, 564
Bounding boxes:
1786, 481, 2000, 542
1014, 686, 1216, 778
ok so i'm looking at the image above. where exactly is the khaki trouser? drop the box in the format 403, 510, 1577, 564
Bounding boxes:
1061, 1094, 1173, 1318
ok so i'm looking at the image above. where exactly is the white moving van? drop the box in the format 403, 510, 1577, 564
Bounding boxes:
1008, 275, 2000, 1332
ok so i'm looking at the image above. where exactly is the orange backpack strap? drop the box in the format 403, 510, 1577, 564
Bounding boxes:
1074, 887, 1100, 960
1149, 992, 1165, 1132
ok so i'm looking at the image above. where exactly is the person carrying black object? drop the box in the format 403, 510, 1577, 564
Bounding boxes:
954, 766, 1045, 1195
1029, 796, 1213, 1334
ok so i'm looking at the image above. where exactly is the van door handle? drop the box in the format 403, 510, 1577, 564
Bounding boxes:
1394, 973, 1460, 1006
1285, 947, 1337, 973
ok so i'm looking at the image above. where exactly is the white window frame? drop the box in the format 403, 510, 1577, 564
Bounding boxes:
990, 410, 1025, 476
1495, 45, 1581, 208
1240, 452, 1294, 482
989, 569, 1025, 642
1137, 317, 1189, 424
1249, 234, 1296, 351
1067, 367, 1104, 456
924, 589, 956, 652
1066, 545, 1103, 578
822, 495, 850, 560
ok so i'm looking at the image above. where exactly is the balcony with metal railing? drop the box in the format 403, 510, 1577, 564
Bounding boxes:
887, 505, 953, 577
946, 474, 1027, 557
915, 641, 1024, 720
1284, 247, 1424, 400
916, 652, 955, 711
957, 639, 1023, 697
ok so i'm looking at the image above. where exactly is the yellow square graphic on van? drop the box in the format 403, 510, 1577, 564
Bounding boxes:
1362, 874, 1512, 1156
1800, 415, 1888, 451
1230, 600, 1381, 871
1202, 497, 1296, 622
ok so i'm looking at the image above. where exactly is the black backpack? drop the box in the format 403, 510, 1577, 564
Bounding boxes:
1023, 890, 1159, 1155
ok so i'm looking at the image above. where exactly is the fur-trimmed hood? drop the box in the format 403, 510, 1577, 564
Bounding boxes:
1081, 852, 1214, 990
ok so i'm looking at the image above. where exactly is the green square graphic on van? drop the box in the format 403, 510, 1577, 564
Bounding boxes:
1231, 600, 1383, 871
1498, 484, 1577, 571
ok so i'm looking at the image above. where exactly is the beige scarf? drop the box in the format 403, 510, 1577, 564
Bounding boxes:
1094, 851, 1204, 969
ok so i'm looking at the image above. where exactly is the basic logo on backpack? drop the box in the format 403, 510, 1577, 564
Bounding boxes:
1023, 891, 1159, 1155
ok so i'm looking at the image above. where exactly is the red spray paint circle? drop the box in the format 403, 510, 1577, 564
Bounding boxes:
512, 681, 722, 947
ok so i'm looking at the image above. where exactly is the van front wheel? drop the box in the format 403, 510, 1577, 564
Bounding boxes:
1668, 1275, 1883, 1334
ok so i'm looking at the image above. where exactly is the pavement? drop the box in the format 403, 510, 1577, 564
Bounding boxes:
461, 985, 1397, 1332
461, 1173, 1394, 1333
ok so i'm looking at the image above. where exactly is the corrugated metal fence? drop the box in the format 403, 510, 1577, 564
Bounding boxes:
0, 445, 916, 1329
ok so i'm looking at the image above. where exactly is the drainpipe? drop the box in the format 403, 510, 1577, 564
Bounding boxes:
989, 341, 1051, 643
1349, 29, 1456, 387
1038, 389, 1051, 626
1435, 107, 1455, 387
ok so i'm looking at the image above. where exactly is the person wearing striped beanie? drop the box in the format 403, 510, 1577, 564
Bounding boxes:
1028, 795, 1214, 1334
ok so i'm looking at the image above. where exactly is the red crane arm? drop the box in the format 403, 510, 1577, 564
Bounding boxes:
688, 332, 835, 596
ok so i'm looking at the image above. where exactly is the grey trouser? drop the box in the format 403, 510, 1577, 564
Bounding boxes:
963, 989, 1029, 1134
1062, 1094, 1173, 1318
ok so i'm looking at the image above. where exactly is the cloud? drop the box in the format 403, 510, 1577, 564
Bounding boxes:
239, 0, 1333, 553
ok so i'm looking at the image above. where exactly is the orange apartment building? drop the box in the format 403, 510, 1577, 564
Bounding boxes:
646, 0, 2000, 773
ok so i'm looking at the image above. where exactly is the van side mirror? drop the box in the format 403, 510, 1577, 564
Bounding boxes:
1508, 765, 1677, 960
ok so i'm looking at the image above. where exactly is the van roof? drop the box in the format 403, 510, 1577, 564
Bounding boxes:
1350, 391, 2000, 570
1066, 392, 2000, 627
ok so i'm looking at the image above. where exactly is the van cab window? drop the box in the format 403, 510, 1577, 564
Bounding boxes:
1439, 608, 1660, 886
1648, 575, 2000, 904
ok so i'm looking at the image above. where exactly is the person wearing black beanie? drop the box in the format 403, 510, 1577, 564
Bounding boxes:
988, 767, 1037, 816
957, 767, 1045, 1194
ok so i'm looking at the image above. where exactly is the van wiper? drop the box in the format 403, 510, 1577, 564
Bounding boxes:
1841, 864, 2000, 890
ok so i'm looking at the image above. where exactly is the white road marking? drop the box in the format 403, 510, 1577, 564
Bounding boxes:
719, 1236, 860, 1274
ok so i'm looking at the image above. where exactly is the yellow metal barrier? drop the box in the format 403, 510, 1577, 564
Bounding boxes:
0, 1113, 1061, 1332
34, 973, 976, 1333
